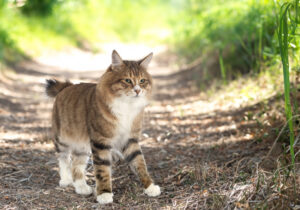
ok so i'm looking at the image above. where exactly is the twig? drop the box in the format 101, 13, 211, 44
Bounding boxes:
18, 173, 32, 183
234, 157, 249, 179
164, 169, 184, 181
0, 170, 24, 179
266, 115, 300, 158
112, 175, 128, 181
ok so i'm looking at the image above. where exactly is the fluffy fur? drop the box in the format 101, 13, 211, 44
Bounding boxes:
46, 50, 160, 204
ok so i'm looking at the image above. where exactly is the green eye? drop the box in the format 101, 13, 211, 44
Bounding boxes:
140, 79, 145, 83
125, 79, 132, 83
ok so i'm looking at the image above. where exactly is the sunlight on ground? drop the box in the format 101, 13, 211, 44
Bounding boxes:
210, 70, 283, 109
35, 43, 167, 72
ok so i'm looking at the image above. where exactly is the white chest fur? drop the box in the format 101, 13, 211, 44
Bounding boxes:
110, 95, 148, 150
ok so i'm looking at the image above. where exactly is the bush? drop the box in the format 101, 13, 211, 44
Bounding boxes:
0, 27, 24, 63
21, 0, 58, 16
171, 0, 278, 76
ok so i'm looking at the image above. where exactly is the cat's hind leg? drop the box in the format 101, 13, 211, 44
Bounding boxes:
54, 137, 73, 187
71, 150, 93, 195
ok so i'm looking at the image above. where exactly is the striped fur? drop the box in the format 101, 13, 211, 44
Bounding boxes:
47, 50, 160, 204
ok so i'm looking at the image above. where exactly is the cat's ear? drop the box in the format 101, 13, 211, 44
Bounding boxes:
111, 50, 123, 69
139, 52, 153, 69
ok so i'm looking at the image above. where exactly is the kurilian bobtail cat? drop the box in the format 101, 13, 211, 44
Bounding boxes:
45, 50, 161, 204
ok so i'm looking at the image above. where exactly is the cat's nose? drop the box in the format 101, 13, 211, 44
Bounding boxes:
135, 89, 141, 95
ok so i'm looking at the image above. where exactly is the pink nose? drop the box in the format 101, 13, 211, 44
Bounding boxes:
135, 89, 141, 95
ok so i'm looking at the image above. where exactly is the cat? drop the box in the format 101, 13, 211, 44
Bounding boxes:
45, 50, 161, 204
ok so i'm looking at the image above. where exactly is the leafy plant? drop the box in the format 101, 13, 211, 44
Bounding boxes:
277, 0, 299, 168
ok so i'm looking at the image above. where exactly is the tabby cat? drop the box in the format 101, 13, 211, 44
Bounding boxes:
45, 50, 161, 204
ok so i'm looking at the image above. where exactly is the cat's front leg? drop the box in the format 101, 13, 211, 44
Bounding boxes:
91, 140, 113, 204
122, 138, 161, 197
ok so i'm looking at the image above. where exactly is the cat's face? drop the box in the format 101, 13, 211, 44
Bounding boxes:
106, 51, 153, 99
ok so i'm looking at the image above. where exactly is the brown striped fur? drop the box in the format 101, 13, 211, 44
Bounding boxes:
46, 50, 160, 204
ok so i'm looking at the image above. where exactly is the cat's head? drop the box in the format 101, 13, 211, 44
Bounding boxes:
102, 50, 153, 100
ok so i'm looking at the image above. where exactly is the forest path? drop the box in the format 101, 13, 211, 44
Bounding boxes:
0, 44, 280, 209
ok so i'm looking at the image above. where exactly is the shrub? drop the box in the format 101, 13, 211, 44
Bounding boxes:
21, 0, 59, 16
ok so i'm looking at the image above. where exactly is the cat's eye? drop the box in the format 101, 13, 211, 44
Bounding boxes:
140, 79, 145, 84
125, 79, 132, 84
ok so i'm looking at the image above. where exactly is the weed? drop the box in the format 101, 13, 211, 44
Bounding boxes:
277, 0, 299, 168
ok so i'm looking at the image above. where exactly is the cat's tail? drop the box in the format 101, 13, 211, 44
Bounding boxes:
45, 79, 73, 97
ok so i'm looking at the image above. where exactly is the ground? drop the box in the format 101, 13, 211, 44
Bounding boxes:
0, 44, 299, 209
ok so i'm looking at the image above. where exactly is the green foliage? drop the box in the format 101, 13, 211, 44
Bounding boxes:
0, 0, 298, 85
171, 0, 278, 74
21, 0, 59, 16
0, 23, 25, 63
60, 0, 174, 43
0, 0, 175, 59
0, 0, 6, 9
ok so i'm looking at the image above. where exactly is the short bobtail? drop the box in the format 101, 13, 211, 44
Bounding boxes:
45, 79, 73, 97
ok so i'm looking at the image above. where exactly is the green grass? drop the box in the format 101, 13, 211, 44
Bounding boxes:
170, 0, 279, 73
218, 49, 226, 83
277, 0, 299, 168
0, 0, 174, 59
0, 3, 75, 58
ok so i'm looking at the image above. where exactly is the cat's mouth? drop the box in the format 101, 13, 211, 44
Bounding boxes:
125, 94, 140, 98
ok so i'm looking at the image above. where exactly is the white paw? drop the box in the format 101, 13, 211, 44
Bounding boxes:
59, 178, 73, 187
111, 149, 124, 162
73, 180, 93, 195
145, 183, 161, 197
97, 193, 113, 204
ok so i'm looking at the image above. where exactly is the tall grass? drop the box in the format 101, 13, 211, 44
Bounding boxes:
218, 49, 226, 83
170, 0, 277, 76
277, 0, 299, 168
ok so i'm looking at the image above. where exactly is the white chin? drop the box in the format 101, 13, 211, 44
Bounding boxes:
128, 94, 141, 98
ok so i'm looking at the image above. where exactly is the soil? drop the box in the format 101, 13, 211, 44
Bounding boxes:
0, 45, 299, 209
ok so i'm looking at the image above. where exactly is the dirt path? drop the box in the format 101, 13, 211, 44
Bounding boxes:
0, 44, 298, 209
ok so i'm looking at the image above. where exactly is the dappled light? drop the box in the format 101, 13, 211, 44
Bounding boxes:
0, 0, 299, 209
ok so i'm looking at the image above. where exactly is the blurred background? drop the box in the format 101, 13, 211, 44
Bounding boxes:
0, 0, 299, 209
0, 0, 298, 74
0, 0, 299, 83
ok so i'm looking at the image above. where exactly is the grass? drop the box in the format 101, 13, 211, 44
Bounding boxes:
170, 0, 299, 86
0, 0, 175, 59
218, 49, 226, 83
208, 67, 284, 107
277, 0, 299, 168
170, 0, 277, 69
0, 3, 74, 58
